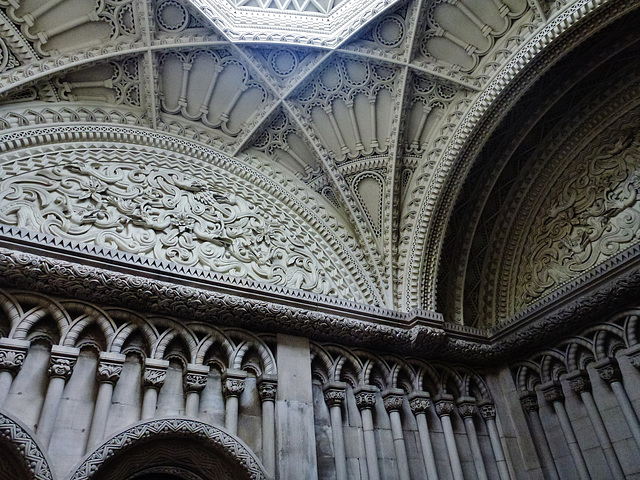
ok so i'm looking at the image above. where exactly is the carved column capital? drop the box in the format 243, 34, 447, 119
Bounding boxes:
323, 382, 347, 408
184, 364, 209, 393
478, 401, 496, 420
382, 388, 405, 413
48, 346, 79, 380
408, 391, 431, 415
519, 392, 539, 413
222, 369, 247, 399
354, 385, 377, 411
565, 370, 591, 394
434, 393, 455, 418
143, 358, 169, 390
594, 357, 622, 384
0, 339, 29, 375
540, 381, 564, 404
97, 352, 126, 385
258, 374, 277, 402
456, 396, 477, 418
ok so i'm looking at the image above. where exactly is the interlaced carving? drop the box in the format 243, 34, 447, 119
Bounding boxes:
0, 159, 343, 297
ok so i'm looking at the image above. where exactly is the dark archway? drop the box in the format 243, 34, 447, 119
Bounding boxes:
70, 418, 269, 480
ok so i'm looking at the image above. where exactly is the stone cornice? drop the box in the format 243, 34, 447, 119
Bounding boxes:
2, 238, 639, 364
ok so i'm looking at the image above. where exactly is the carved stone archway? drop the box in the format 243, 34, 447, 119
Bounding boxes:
69, 418, 269, 480
0, 411, 55, 480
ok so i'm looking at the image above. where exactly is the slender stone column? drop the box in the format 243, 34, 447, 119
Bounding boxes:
258, 374, 277, 478
595, 357, 640, 451
383, 388, 410, 480
324, 382, 348, 480
37, 345, 79, 447
408, 392, 438, 480
86, 352, 125, 450
141, 358, 169, 420
354, 385, 380, 480
222, 369, 247, 436
540, 382, 591, 480
183, 364, 209, 418
434, 394, 464, 480
519, 392, 560, 480
565, 370, 625, 479
457, 397, 488, 480
0, 338, 29, 406
478, 401, 511, 480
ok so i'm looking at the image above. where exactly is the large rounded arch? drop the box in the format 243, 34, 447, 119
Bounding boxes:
0, 411, 55, 480
70, 418, 269, 480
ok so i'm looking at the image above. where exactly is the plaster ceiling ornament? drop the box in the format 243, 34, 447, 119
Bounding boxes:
185, 0, 405, 48
0, 0, 635, 340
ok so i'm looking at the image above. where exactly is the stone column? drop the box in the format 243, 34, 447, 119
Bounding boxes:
0, 338, 29, 406
86, 352, 125, 450
324, 382, 348, 480
183, 364, 209, 418
37, 345, 79, 447
222, 369, 247, 436
382, 389, 410, 480
408, 392, 438, 480
565, 370, 624, 479
478, 401, 511, 480
457, 397, 488, 480
540, 381, 591, 480
519, 392, 559, 480
258, 374, 277, 478
141, 358, 169, 420
595, 357, 640, 452
435, 394, 464, 480
354, 385, 380, 480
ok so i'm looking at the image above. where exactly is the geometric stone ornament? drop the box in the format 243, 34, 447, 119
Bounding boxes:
0, 412, 54, 480
70, 418, 268, 480
188, 0, 403, 48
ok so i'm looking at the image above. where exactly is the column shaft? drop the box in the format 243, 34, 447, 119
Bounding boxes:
185, 391, 200, 417
611, 380, 640, 450
86, 381, 114, 449
0, 370, 13, 406
141, 387, 159, 419
484, 417, 511, 480
361, 408, 380, 480
415, 413, 439, 480
440, 414, 464, 480
552, 401, 591, 480
526, 408, 560, 480
388, 409, 410, 480
330, 404, 348, 480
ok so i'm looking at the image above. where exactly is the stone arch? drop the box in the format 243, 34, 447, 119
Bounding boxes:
70, 418, 268, 480
0, 411, 55, 480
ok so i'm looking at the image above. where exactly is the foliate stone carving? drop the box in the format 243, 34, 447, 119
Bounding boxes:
595, 358, 622, 384
566, 372, 591, 394
434, 395, 455, 417
456, 398, 477, 418
0, 160, 343, 298
184, 372, 208, 392
97, 361, 123, 384
354, 388, 377, 411
519, 393, 538, 413
408, 393, 430, 415
324, 387, 346, 408
144, 367, 168, 389
383, 393, 404, 413
478, 403, 496, 420
223, 379, 246, 399
540, 383, 564, 404
518, 130, 640, 309
70, 418, 268, 480
0, 412, 54, 480
0, 347, 26, 373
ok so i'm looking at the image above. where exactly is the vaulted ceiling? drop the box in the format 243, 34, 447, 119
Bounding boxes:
0, 0, 637, 333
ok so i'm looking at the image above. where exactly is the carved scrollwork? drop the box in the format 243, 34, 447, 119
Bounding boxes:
97, 361, 123, 384
0, 160, 343, 297
144, 367, 167, 389
0, 348, 26, 373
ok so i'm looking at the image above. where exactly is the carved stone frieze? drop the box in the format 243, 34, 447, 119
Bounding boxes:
478, 402, 496, 420
48, 347, 79, 380
144, 367, 168, 389
184, 372, 208, 392
540, 382, 564, 404
594, 357, 623, 384
258, 381, 277, 402
382, 390, 404, 413
323, 385, 346, 408
434, 395, 455, 417
354, 386, 377, 410
408, 392, 430, 415
97, 361, 124, 385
